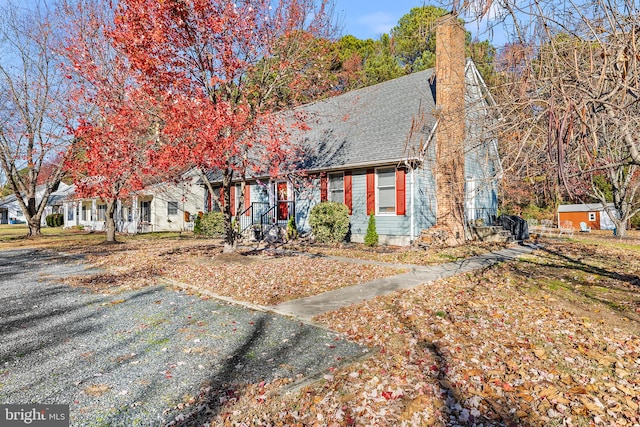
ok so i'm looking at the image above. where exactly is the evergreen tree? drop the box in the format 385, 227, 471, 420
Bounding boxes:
364, 212, 379, 247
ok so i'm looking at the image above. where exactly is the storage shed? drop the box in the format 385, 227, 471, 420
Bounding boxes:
557, 203, 616, 230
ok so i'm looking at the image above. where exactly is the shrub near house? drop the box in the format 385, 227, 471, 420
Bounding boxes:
45, 213, 64, 227
194, 212, 224, 237
309, 202, 350, 243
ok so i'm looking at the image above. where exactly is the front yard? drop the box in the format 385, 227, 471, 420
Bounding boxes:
1, 225, 639, 426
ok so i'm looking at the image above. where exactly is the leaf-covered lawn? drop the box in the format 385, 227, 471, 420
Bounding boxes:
289, 241, 509, 265
162, 252, 404, 306
62, 239, 404, 305
208, 237, 640, 427
5, 229, 639, 425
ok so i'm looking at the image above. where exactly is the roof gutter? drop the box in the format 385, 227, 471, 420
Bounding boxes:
199, 157, 424, 185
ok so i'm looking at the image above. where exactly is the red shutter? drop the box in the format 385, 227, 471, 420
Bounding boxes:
366, 169, 375, 215
344, 171, 352, 214
207, 190, 212, 212
396, 168, 406, 216
230, 185, 236, 216
244, 183, 251, 216
320, 175, 328, 202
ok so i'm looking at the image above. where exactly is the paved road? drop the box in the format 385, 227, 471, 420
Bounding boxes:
0, 249, 366, 426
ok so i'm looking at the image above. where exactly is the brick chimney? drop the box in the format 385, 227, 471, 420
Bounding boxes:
435, 14, 466, 245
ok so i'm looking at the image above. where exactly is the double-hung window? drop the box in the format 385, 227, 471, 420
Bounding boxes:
167, 201, 179, 216
97, 204, 107, 221
328, 172, 344, 204
376, 167, 396, 214
140, 201, 151, 222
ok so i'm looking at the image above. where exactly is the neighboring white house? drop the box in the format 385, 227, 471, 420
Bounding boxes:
0, 183, 73, 225
63, 169, 205, 233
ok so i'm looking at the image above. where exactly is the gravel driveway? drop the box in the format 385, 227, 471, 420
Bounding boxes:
0, 249, 367, 426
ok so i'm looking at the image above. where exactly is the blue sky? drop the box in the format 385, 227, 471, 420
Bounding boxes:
334, 0, 415, 39
333, 1, 501, 44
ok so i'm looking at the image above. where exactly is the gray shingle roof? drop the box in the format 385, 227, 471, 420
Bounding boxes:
296, 68, 436, 171
557, 203, 615, 213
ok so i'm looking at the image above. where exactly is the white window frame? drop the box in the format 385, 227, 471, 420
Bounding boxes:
140, 200, 151, 222
588, 212, 596, 222
235, 183, 244, 214
375, 166, 396, 215
209, 188, 221, 212
328, 172, 344, 204
167, 201, 179, 216
97, 204, 107, 221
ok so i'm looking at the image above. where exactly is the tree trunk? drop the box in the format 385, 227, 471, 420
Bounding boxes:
26, 196, 41, 237
27, 217, 41, 237
105, 200, 117, 242
616, 221, 627, 238
222, 171, 237, 253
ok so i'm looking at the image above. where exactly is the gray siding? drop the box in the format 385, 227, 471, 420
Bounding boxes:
294, 179, 320, 233
350, 168, 411, 243
415, 166, 437, 232
463, 63, 500, 223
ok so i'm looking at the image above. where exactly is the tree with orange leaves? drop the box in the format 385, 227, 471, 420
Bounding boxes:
105, 0, 337, 251
60, 0, 169, 243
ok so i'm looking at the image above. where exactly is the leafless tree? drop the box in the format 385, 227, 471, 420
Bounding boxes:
0, 1, 71, 236
451, 0, 640, 232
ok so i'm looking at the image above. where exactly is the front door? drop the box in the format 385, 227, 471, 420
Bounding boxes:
276, 181, 289, 220
140, 200, 151, 222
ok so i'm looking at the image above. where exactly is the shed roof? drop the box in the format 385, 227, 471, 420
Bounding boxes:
557, 203, 615, 213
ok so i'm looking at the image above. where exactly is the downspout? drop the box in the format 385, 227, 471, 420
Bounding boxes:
410, 168, 415, 243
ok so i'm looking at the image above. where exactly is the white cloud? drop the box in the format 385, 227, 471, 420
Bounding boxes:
357, 11, 396, 36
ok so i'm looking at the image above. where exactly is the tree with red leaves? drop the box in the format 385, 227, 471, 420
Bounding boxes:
109, 0, 337, 251
60, 0, 169, 243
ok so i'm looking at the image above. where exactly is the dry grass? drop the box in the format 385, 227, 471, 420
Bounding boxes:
212, 235, 640, 426
3, 226, 639, 425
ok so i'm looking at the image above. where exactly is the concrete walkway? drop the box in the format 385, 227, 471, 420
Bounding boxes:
270, 243, 537, 320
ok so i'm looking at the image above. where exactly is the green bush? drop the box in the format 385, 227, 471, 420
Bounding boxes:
364, 212, 379, 247
309, 202, 350, 243
193, 215, 202, 234
194, 211, 225, 237
286, 215, 298, 240
45, 213, 64, 227
631, 212, 640, 230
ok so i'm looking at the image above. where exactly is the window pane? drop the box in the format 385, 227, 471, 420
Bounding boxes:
329, 173, 343, 190
168, 201, 178, 215
329, 189, 344, 204
141, 201, 151, 222
378, 187, 395, 213
378, 168, 395, 186
377, 168, 396, 213
211, 189, 221, 212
